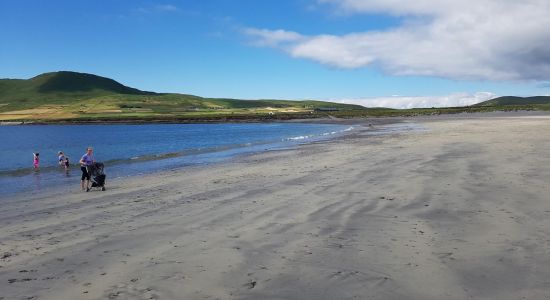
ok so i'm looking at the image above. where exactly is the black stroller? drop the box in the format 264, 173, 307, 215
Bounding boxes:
88, 162, 106, 191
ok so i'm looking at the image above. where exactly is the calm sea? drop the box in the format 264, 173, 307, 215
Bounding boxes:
0, 123, 354, 197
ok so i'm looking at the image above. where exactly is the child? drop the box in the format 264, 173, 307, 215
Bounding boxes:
33, 153, 40, 169
58, 151, 70, 170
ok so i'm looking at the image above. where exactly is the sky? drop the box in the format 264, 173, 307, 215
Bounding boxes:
1, 0, 550, 108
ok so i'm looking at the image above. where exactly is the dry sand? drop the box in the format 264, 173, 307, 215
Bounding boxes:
2, 114, 550, 300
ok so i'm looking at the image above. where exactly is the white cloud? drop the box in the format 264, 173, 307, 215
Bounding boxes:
135, 4, 180, 14
155, 4, 179, 12
245, 0, 550, 81
335, 92, 497, 109
243, 28, 304, 47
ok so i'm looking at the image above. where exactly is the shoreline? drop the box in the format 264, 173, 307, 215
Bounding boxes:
2, 110, 548, 199
0, 121, 379, 199
2, 109, 550, 126
2, 113, 550, 299
0, 121, 373, 199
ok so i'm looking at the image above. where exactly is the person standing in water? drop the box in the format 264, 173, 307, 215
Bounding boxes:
58, 151, 70, 170
79, 147, 94, 192
33, 153, 40, 169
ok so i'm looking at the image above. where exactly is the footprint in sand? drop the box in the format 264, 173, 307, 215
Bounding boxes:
243, 281, 257, 289
328, 269, 391, 288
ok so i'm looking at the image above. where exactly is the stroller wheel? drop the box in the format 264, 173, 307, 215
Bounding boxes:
102, 187, 106, 191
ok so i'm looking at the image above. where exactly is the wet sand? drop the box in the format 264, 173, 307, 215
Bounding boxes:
2, 114, 550, 299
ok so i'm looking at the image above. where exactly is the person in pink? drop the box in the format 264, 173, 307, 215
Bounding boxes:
33, 152, 40, 169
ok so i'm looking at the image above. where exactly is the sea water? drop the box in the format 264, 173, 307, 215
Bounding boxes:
0, 123, 354, 197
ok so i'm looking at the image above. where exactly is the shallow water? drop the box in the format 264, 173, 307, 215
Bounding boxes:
0, 123, 354, 197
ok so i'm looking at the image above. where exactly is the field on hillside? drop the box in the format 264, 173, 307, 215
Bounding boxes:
3, 102, 550, 123
0, 72, 363, 122
0, 93, 362, 122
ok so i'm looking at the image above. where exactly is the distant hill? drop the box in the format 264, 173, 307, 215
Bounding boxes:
0, 71, 154, 98
0, 71, 365, 121
32, 71, 154, 95
474, 96, 550, 106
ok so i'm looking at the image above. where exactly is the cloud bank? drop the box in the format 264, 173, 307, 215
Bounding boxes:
336, 92, 497, 109
245, 0, 550, 81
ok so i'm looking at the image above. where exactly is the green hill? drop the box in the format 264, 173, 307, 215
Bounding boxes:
32, 71, 154, 94
0, 71, 158, 112
0, 71, 364, 122
474, 96, 550, 106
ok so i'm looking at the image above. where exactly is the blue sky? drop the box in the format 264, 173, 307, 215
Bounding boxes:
1, 0, 549, 107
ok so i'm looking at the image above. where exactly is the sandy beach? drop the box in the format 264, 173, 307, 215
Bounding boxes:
2, 114, 550, 300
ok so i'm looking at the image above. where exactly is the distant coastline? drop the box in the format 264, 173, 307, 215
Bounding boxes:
2, 105, 548, 125
2, 107, 548, 126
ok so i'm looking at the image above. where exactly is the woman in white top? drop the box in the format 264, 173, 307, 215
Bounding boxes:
79, 147, 94, 192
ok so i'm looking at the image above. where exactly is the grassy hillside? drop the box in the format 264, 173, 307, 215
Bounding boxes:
475, 96, 550, 106
0, 71, 364, 122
